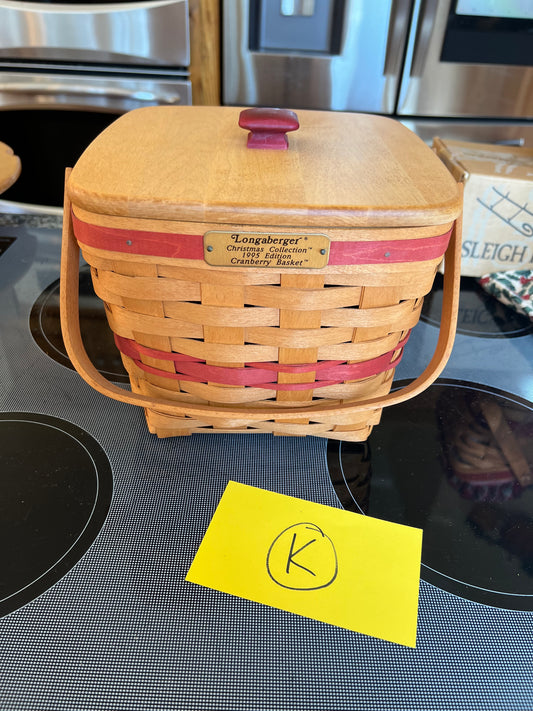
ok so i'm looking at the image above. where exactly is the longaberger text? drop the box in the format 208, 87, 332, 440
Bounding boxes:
203, 231, 330, 269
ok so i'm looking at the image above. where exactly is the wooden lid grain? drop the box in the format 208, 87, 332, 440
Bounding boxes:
67, 106, 461, 228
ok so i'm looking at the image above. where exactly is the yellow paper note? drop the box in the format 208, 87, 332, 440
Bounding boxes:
186, 481, 422, 647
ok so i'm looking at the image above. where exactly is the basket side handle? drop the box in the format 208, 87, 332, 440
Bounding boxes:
61, 172, 462, 422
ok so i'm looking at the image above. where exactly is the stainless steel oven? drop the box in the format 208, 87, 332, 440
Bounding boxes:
223, 0, 533, 144
0, 0, 191, 213
0, 0, 190, 67
397, 0, 532, 118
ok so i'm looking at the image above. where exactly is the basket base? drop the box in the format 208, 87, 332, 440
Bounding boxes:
142, 406, 379, 442
120, 353, 390, 441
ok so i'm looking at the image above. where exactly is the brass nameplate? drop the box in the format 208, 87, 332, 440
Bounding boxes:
203, 231, 330, 269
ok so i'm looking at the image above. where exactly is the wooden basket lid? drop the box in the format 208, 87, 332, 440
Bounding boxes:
67, 106, 461, 228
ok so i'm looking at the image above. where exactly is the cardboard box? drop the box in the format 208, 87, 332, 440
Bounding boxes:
433, 138, 533, 277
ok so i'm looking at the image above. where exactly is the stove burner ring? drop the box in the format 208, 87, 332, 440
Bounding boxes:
327, 380, 533, 611
0, 413, 112, 617
421, 274, 533, 339
30, 267, 128, 382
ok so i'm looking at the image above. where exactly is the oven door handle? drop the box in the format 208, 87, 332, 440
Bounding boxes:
0, 81, 182, 105
61, 174, 463, 424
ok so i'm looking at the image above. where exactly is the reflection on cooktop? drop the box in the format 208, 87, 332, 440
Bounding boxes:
30, 265, 129, 382
421, 273, 533, 338
0, 236, 16, 258
327, 380, 533, 611
0, 413, 112, 617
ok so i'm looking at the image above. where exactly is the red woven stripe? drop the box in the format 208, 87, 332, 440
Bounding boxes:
116, 336, 203, 363
327, 231, 452, 264
453, 470, 515, 485
73, 213, 452, 265
115, 335, 346, 373
72, 214, 204, 260
114, 334, 408, 390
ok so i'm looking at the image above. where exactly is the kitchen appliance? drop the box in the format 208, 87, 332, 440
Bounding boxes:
60, 105, 462, 441
0, 0, 191, 213
397, 0, 532, 118
223, 0, 533, 144
0, 210, 531, 708
0, 0, 189, 66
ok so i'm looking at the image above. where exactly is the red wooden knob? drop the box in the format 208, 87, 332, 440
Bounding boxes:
238, 108, 299, 150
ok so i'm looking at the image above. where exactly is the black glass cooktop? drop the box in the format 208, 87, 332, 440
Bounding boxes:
327, 380, 533, 611
0, 413, 113, 617
1, 216, 532, 709
30, 266, 128, 382
421, 273, 533, 338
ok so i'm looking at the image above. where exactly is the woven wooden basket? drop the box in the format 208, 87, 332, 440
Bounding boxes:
61, 106, 462, 441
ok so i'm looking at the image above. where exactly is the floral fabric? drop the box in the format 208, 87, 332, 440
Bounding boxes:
479, 270, 533, 321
